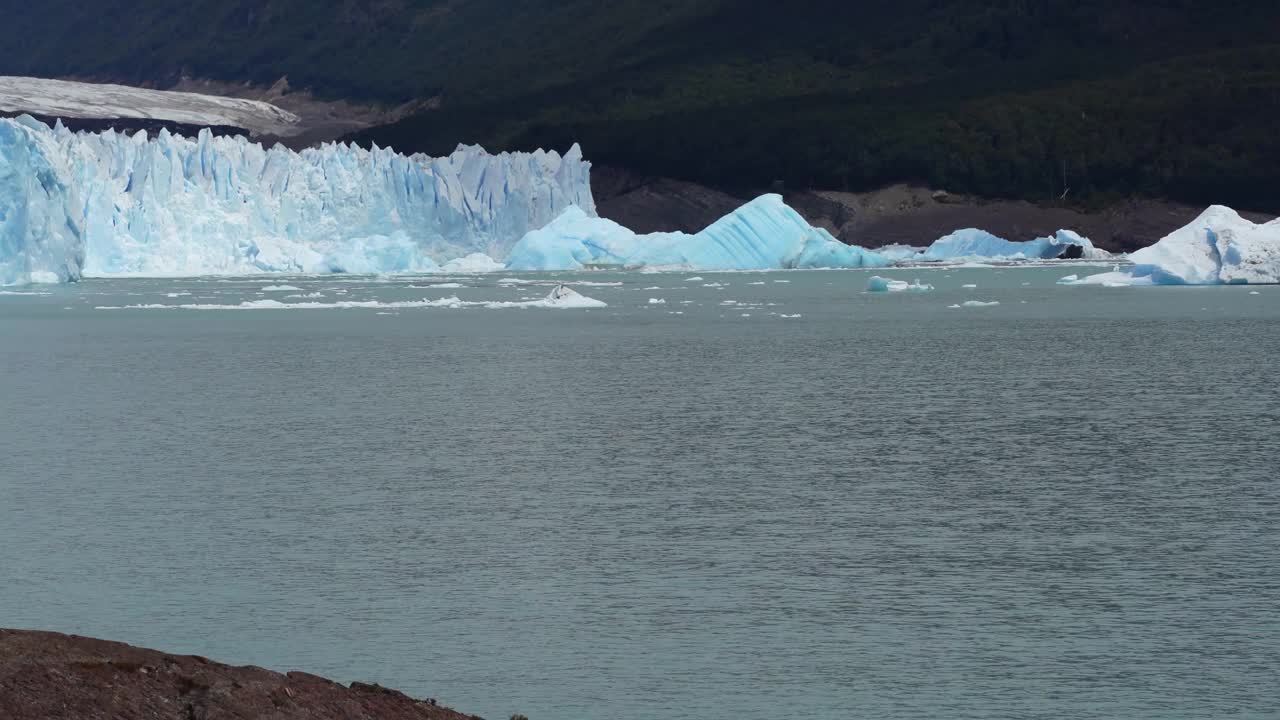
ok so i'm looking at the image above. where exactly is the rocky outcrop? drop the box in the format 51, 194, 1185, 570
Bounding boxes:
0, 629, 480, 720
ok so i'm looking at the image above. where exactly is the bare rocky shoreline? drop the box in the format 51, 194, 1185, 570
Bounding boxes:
0, 629, 482, 720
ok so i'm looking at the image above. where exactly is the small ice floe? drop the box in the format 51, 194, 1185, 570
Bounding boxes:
648, 298, 667, 305
96, 284, 607, 311
685, 276, 704, 282
261, 284, 302, 292
1058, 274, 1079, 284
866, 276, 933, 293
962, 284, 978, 289
542, 284, 607, 308
950, 300, 1000, 308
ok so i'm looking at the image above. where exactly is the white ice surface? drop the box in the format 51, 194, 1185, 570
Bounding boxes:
0, 76, 300, 136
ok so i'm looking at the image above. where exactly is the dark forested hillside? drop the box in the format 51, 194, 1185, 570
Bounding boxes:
2, 0, 1278, 210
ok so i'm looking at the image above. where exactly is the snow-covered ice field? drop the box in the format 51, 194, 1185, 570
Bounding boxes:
0, 75, 301, 135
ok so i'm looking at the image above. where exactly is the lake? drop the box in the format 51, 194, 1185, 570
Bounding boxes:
2, 265, 1277, 719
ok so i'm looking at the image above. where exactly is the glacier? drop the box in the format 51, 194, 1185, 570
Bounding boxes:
0, 75, 300, 137
505, 195, 890, 271
0, 115, 593, 285
1073, 206, 1280, 286
916, 228, 1107, 261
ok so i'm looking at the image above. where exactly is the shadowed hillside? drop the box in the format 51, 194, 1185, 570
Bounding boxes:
2, 0, 1278, 211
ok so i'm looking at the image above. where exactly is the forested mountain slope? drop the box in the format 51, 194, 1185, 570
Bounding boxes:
2, 0, 1278, 210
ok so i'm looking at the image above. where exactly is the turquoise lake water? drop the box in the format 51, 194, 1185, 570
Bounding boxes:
2, 266, 1278, 719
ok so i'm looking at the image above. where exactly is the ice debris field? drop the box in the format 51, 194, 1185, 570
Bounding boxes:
2, 115, 1278, 289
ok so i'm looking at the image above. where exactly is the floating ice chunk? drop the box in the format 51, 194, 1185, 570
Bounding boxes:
685, 276, 704, 281
261, 284, 302, 292
950, 300, 1000, 308
1069, 270, 1153, 287
540, 284, 607, 308
1058, 274, 1079, 284
648, 298, 666, 305
962, 284, 978, 289
504, 195, 890, 271
1128, 206, 1280, 285
866, 276, 934, 293
97, 285, 605, 311
424, 283, 467, 288
920, 228, 1105, 261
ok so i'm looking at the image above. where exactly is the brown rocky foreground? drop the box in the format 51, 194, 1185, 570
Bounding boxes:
0, 629, 481, 720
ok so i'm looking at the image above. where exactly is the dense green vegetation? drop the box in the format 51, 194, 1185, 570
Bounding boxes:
2, 1, 1278, 210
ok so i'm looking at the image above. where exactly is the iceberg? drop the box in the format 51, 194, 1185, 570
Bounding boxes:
505, 195, 890, 271
1129, 206, 1280, 285
1072, 207, 1280, 286
917, 228, 1106, 261
0, 115, 593, 285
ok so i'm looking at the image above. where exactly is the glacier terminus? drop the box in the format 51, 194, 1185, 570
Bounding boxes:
0, 115, 593, 285
3, 115, 1279, 286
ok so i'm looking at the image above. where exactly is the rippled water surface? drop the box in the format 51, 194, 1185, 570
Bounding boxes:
2, 267, 1278, 719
